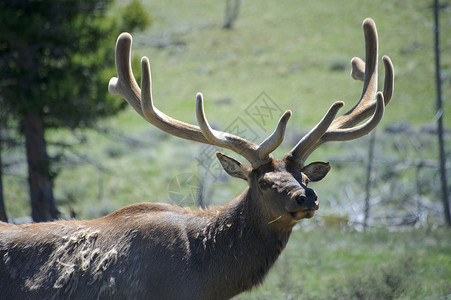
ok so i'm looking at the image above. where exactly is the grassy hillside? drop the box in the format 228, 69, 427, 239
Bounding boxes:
2, 0, 450, 297
4, 0, 450, 218
235, 227, 451, 299
124, 0, 449, 127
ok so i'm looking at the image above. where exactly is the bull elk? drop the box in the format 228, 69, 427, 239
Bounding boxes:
0, 18, 393, 299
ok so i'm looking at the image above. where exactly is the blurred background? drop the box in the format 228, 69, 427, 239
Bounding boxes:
0, 0, 450, 298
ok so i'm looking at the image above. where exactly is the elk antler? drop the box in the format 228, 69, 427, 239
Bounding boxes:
196, 94, 292, 165
285, 18, 394, 167
108, 33, 291, 168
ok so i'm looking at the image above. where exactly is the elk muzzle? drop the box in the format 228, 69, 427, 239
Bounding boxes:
286, 188, 319, 219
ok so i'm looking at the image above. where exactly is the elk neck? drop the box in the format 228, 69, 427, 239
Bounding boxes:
191, 187, 292, 297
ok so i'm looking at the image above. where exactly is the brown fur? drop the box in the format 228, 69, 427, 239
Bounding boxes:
0, 159, 324, 300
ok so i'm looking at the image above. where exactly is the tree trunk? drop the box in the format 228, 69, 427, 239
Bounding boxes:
434, 0, 451, 226
23, 112, 58, 222
223, 0, 241, 29
0, 130, 7, 222
363, 131, 376, 230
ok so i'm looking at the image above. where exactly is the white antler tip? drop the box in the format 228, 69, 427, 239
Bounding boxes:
363, 18, 375, 28
329, 101, 344, 112
118, 32, 133, 43
141, 56, 151, 78
334, 101, 345, 107
108, 78, 119, 95
351, 57, 365, 81
277, 110, 291, 124
141, 56, 148, 64
376, 91, 384, 104
195, 93, 204, 109
382, 55, 392, 65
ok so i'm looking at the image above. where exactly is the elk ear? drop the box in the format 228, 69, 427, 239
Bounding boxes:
216, 152, 251, 181
301, 162, 331, 182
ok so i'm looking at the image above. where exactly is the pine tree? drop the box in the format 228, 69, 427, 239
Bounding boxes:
0, 0, 150, 222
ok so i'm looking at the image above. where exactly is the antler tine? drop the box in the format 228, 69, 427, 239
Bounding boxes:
140, 57, 207, 143
351, 57, 365, 81
298, 92, 385, 161
328, 18, 379, 130
196, 93, 291, 167
286, 101, 344, 162
258, 110, 292, 159
109, 32, 291, 167
382, 55, 394, 106
285, 18, 394, 167
351, 55, 394, 106
108, 33, 208, 143
108, 33, 143, 118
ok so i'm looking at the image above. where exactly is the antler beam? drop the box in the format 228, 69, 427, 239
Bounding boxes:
285, 18, 394, 167
108, 33, 290, 167
196, 94, 292, 165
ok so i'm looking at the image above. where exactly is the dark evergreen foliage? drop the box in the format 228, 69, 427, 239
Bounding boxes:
0, 0, 150, 221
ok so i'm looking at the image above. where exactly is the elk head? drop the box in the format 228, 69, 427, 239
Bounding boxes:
108, 18, 394, 233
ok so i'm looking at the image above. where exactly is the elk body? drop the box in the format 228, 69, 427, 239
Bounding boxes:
0, 18, 393, 299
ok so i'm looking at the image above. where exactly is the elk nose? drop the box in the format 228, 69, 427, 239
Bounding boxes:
296, 193, 318, 207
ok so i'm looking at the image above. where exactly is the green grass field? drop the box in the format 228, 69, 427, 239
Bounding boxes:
2, 0, 451, 298
235, 227, 451, 299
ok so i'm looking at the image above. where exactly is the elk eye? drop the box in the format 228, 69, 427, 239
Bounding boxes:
259, 179, 271, 190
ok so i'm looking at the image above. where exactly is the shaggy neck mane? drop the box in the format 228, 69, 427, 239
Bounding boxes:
193, 188, 291, 298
